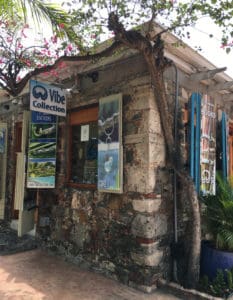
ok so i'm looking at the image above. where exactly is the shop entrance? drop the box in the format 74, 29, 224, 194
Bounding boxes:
0, 123, 7, 219
228, 122, 233, 185
13, 111, 36, 237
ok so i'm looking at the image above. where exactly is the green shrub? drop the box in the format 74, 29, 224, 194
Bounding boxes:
199, 268, 233, 298
202, 173, 233, 251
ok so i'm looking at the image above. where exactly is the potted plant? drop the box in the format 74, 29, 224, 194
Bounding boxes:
200, 172, 233, 281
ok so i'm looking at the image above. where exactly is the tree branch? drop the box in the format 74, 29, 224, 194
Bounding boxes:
2, 40, 122, 96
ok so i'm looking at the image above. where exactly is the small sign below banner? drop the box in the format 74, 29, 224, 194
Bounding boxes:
30, 80, 66, 117
81, 125, 89, 142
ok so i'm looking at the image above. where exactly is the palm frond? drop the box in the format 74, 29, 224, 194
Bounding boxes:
0, 0, 83, 44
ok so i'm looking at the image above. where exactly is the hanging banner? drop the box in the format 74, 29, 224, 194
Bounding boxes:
98, 94, 123, 193
200, 95, 216, 195
30, 80, 66, 116
26, 111, 57, 188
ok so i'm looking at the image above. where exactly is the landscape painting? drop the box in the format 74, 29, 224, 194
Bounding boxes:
28, 142, 56, 159
27, 159, 56, 188
30, 123, 57, 140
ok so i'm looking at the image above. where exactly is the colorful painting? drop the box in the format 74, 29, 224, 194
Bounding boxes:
28, 142, 56, 159
27, 111, 57, 188
30, 123, 57, 140
27, 159, 56, 188
0, 128, 5, 154
98, 94, 123, 193
200, 95, 216, 195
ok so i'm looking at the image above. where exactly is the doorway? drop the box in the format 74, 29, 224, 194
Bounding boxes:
0, 123, 7, 219
13, 111, 37, 236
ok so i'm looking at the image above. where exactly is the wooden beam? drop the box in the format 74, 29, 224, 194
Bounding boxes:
209, 81, 233, 92
189, 67, 227, 81
221, 93, 233, 102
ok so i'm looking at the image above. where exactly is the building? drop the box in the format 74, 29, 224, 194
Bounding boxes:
0, 26, 233, 292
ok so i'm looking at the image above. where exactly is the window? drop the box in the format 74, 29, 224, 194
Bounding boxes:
68, 106, 98, 188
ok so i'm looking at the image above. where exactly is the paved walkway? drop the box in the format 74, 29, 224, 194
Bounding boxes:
0, 249, 182, 300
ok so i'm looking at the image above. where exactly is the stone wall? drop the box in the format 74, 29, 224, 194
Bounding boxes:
0, 109, 25, 220
35, 55, 180, 292
0, 53, 194, 292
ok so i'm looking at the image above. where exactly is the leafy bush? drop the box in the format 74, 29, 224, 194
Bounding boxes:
199, 268, 233, 298
202, 173, 233, 251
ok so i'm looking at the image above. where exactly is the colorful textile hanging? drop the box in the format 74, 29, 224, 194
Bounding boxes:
200, 95, 216, 195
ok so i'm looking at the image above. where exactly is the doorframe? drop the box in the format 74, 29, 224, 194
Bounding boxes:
11, 122, 22, 219
0, 123, 8, 219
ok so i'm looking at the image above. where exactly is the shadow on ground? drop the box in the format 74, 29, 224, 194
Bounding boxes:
0, 220, 37, 255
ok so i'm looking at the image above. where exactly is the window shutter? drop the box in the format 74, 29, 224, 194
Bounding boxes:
189, 93, 201, 194
221, 112, 228, 179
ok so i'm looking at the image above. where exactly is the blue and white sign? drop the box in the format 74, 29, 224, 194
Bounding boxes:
30, 80, 66, 117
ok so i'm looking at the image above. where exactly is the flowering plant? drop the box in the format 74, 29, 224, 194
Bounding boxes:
0, 19, 79, 90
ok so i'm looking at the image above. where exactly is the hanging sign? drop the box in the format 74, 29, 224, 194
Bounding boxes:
30, 80, 66, 116
26, 111, 57, 188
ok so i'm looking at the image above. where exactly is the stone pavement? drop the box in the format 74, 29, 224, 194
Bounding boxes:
0, 249, 183, 300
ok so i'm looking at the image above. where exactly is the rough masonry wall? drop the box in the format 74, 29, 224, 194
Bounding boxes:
0, 109, 24, 220
0, 55, 224, 290
36, 56, 185, 291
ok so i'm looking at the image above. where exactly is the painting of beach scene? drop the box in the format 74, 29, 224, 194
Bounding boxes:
98, 94, 123, 193
27, 159, 56, 188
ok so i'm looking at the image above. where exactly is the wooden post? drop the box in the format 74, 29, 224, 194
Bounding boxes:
35, 189, 39, 224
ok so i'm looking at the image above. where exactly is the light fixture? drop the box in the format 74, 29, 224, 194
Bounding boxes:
18, 98, 23, 106
87, 71, 99, 82
3, 104, 10, 110
12, 98, 18, 105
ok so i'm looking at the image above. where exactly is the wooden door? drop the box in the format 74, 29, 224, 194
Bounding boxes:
12, 111, 35, 236
12, 122, 22, 219
0, 123, 7, 219
228, 123, 233, 185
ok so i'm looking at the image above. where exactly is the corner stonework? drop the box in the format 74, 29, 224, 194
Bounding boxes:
130, 194, 168, 291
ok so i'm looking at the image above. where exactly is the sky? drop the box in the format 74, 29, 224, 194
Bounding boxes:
28, 1, 233, 79
184, 17, 233, 78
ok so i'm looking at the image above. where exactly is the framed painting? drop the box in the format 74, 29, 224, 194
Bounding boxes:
98, 93, 123, 193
